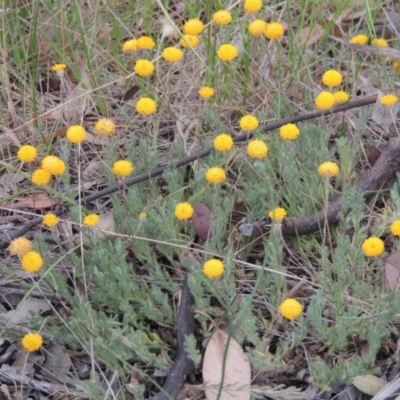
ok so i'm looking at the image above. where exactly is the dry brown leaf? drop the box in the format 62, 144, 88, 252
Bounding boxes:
3, 191, 57, 210
192, 204, 212, 241
297, 24, 325, 48
202, 329, 251, 400
42, 344, 72, 383
384, 251, 400, 290
0, 298, 51, 324
352, 375, 387, 396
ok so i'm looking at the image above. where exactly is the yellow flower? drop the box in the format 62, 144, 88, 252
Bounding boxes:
278, 298, 303, 320
66, 125, 86, 143
21, 333, 43, 352
240, 115, 259, 131
84, 214, 100, 226
199, 86, 215, 98
32, 168, 51, 185
248, 20, 268, 37
183, 19, 204, 36
213, 133, 233, 152
94, 118, 116, 136
371, 38, 388, 47
333, 91, 349, 103
393, 61, 400, 71
247, 140, 268, 159
203, 259, 224, 278
112, 160, 134, 176
134, 59, 154, 77
122, 39, 138, 52
162, 47, 183, 62
322, 69, 342, 87
264, 22, 284, 40
217, 44, 238, 62
279, 123, 300, 140
17, 145, 37, 162
318, 161, 339, 178
268, 207, 287, 220
8, 237, 32, 257
244, 0, 262, 13
380, 94, 398, 106
390, 220, 400, 236
41, 155, 66, 175
136, 97, 156, 115
174, 202, 194, 220
51, 63, 66, 72
43, 213, 59, 227
180, 35, 200, 49
139, 211, 147, 220
22, 251, 43, 273
361, 237, 384, 257
137, 36, 155, 49
213, 10, 232, 25
205, 167, 226, 184
315, 91, 335, 110
349, 34, 368, 45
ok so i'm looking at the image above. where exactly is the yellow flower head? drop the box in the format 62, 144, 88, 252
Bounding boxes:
244, 0, 262, 13
180, 35, 200, 49
278, 298, 303, 320
94, 118, 116, 136
17, 145, 37, 162
247, 140, 268, 159
362, 237, 384, 257
174, 202, 194, 220
203, 259, 224, 278
217, 44, 238, 62
8, 237, 32, 257
22, 251, 43, 273
268, 207, 287, 220
41, 155, 66, 175
43, 213, 59, 227
315, 91, 335, 110
333, 91, 349, 103
134, 59, 154, 77
213, 133, 234, 152
390, 220, 400, 236
213, 10, 232, 25
136, 97, 156, 115
279, 123, 300, 140
122, 39, 139, 53
322, 69, 343, 87
113, 160, 134, 176
66, 125, 86, 143
393, 61, 400, 72
32, 168, 51, 185
205, 167, 226, 184
183, 19, 204, 36
248, 20, 268, 37
162, 47, 183, 62
264, 22, 284, 40
139, 211, 147, 220
51, 63, 66, 72
380, 94, 398, 106
84, 214, 100, 226
240, 115, 259, 131
137, 36, 155, 49
199, 86, 215, 98
22, 333, 43, 352
349, 34, 368, 45
318, 161, 339, 178
371, 38, 388, 47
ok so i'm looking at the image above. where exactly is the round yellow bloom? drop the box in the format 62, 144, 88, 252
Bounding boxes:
51, 63, 66, 72
112, 160, 134, 176
247, 140, 268, 159
318, 161, 339, 178
84, 214, 100, 226
43, 213, 59, 227
349, 34, 368, 45
8, 237, 32, 257
94, 118, 116, 136
122, 39, 138, 53
217, 44, 238, 62
139, 211, 147, 220
32, 168, 51, 185
66, 125, 86, 143
278, 298, 303, 320
248, 20, 268, 37
393, 61, 400, 71
41, 155, 66, 175
180, 35, 200, 49
134, 59, 154, 77
279, 123, 300, 140
362, 237, 384, 257
213, 133, 234, 152
268, 207, 287, 220
315, 91, 335, 110
213, 10, 232, 25
264, 22, 284, 40
22, 251, 43, 273
136, 97, 156, 115
17, 145, 37, 162
380, 94, 398, 106
244, 0, 262, 13
333, 91, 349, 103
137, 36, 155, 49
162, 47, 183, 62
199, 86, 215, 98
322, 69, 342, 87
205, 167, 226, 184
240, 115, 259, 131
371, 38, 388, 47
203, 259, 224, 278
390, 220, 400, 236
183, 19, 204, 36
174, 202, 194, 220
22, 333, 43, 352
